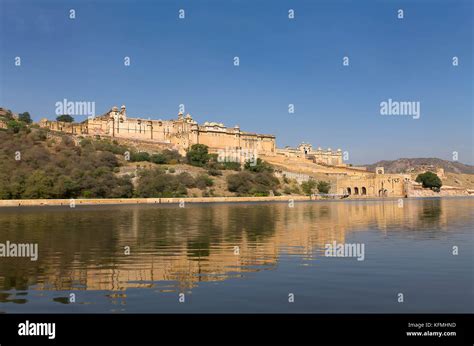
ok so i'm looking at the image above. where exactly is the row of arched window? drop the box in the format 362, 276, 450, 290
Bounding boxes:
346, 187, 367, 195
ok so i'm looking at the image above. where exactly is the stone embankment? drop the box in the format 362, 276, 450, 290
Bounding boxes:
0, 196, 312, 207
1, 194, 472, 208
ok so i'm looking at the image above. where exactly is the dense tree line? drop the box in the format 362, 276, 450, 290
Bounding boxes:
226, 159, 280, 196
186, 144, 241, 172
135, 169, 214, 198
300, 179, 331, 195
0, 129, 133, 199
186, 145, 282, 196
0, 129, 217, 199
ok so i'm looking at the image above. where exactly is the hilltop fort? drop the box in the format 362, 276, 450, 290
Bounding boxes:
28, 105, 472, 198
39, 105, 346, 165
40, 105, 277, 157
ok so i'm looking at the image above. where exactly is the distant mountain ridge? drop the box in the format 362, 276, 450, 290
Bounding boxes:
363, 158, 474, 174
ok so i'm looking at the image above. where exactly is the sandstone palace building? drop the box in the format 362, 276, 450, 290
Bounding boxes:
277, 142, 344, 166
35, 105, 465, 198
40, 105, 344, 165
40, 105, 277, 156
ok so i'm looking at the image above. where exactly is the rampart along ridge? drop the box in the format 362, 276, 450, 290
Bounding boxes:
37, 105, 472, 198
40, 105, 276, 156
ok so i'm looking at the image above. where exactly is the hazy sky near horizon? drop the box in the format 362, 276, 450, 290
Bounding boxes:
0, 0, 472, 164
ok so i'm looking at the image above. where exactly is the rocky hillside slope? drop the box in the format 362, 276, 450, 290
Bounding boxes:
365, 158, 474, 174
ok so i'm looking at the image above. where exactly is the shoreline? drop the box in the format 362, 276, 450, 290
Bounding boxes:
0, 195, 472, 208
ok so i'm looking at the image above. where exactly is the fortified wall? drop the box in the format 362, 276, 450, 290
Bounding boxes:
335, 167, 411, 197
37, 105, 436, 199
277, 142, 344, 166
40, 105, 276, 156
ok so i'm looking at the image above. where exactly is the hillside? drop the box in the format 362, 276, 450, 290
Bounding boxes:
364, 158, 474, 174
0, 125, 307, 199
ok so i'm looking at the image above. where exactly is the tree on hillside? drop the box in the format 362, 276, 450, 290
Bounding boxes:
18, 112, 32, 124
22, 170, 54, 199
317, 181, 331, 194
56, 114, 74, 123
135, 168, 187, 198
244, 158, 274, 173
4, 110, 14, 120
186, 144, 210, 167
226, 171, 279, 196
416, 171, 442, 191
301, 179, 317, 195
6, 120, 26, 134
0, 129, 134, 199
130, 151, 150, 162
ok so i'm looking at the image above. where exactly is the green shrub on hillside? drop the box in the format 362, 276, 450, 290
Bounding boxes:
56, 114, 74, 123
207, 160, 241, 172
130, 151, 150, 162
208, 168, 222, 176
150, 150, 182, 164
244, 158, 273, 173
177, 172, 196, 188
221, 161, 241, 171
6, 120, 27, 134
301, 179, 317, 195
150, 153, 167, 164
18, 112, 33, 124
195, 174, 214, 189
135, 168, 187, 197
80, 138, 128, 155
317, 181, 331, 194
187, 144, 210, 167
227, 171, 279, 196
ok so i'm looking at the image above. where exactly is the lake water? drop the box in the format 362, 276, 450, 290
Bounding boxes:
0, 198, 472, 313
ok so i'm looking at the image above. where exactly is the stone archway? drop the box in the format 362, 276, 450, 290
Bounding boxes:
347, 187, 352, 195
354, 187, 359, 195
361, 187, 367, 195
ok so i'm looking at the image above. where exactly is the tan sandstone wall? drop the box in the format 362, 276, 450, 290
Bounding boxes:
40, 109, 276, 156
336, 174, 410, 197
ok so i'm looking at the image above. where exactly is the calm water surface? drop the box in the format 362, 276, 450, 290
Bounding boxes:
0, 198, 472, 313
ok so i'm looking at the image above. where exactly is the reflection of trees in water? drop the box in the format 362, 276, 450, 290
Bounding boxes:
418, 199, 442, 225
134, 206, 199, 253
0, 207, 124, 291
130, 205, 279, 258
318, 206, 331, 218
0, 291, 27, 304
0, 199, 472, 294
225, 204, 277, 243
0, 204, 281, 292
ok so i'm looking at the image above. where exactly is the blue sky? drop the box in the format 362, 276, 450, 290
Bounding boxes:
0, 0, 472, 164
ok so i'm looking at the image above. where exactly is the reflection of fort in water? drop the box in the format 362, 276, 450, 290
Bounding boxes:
0, 199, 465, 299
